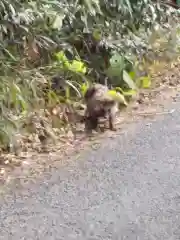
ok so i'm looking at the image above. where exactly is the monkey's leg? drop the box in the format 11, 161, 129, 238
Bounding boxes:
85, 115, 101, 135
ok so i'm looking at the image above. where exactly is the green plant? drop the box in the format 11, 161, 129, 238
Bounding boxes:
0, 0, 179, 152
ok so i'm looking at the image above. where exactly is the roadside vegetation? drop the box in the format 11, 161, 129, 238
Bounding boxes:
0, 0, 180, 168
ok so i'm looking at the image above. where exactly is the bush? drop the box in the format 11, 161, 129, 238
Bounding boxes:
0, 0, 180, 151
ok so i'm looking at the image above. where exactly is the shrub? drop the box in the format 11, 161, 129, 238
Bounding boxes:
0, 0, 179, 150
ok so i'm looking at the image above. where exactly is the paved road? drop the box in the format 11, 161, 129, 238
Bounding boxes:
1, 100, 180, 240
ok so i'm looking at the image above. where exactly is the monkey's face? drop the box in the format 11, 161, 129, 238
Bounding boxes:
51, 76, 66, 95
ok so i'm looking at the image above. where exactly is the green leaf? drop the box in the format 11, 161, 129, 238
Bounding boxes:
69, 60, 87, 74
52, 15, 64, 30
65, 86, 70, 99
115, 87, 124, 94
128, 71, 136, 80
81, 82, 90, 96
107, 90, 128, 106
123, 90, 137, 96
107, 54, 125, 77
17, 95, 27, 111
93, 29, 101, 41
123, 70, 137, 90
47, 90, 60, 104
55, 51, 68, 63
138, 76, 151, 89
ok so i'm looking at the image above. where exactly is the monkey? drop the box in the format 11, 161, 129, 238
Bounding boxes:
83, 83, 118, 133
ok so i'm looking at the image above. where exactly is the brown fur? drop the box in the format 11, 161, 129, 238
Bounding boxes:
84, 84, 118, 133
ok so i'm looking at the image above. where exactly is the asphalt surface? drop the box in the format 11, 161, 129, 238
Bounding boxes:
1, 100, 180, 240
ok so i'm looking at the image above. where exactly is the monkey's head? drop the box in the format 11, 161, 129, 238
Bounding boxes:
51, 75, 66, 94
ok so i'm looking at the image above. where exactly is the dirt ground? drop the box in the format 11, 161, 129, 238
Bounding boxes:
1, 60, 180, 192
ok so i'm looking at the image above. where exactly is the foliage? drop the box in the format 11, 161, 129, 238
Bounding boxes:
0, 0, 180, 151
